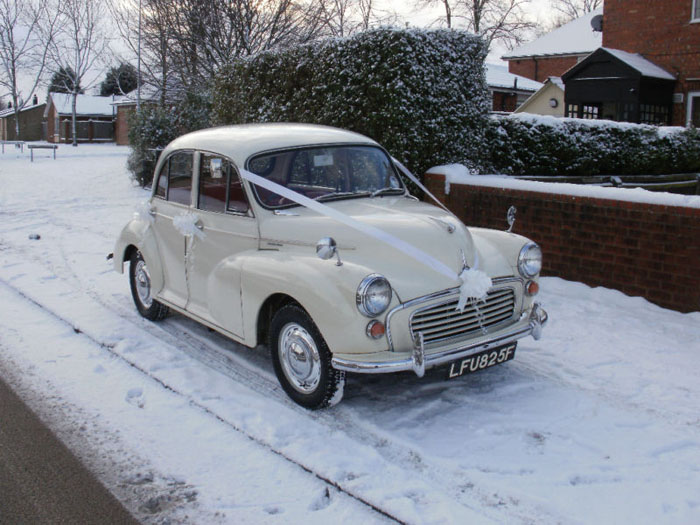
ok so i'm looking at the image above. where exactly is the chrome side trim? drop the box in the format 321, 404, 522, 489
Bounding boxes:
334, 302, 547, 375
384, 276, 523, 351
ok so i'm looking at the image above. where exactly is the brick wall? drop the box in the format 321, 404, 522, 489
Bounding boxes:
115, 105, 134, 145
424, 172, 700, 313
604, 0, 700, 125
507, 56, 582, 82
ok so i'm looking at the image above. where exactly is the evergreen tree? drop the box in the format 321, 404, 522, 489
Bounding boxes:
100, 63, 139, 96
47, 67, 83, 94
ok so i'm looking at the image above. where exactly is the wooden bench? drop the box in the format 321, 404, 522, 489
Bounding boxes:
1, 140, 25, 153
28, 144, 58, 162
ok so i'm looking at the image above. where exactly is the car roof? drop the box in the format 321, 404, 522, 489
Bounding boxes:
162, 123, 379, 167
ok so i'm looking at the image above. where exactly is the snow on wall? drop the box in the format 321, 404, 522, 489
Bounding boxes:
424, 169, 700, 313
427, 165, 700, 210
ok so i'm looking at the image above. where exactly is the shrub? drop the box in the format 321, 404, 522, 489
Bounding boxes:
485, 114, 700, 176
212, 28, 490, 179
127, 91, 212, 186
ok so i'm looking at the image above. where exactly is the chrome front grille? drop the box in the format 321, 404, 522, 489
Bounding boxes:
409, 287, 516, 345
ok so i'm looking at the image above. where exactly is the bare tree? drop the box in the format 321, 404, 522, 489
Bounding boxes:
109, 0, 326, 101
416, 0, 455, 28
464, 0, 535, 49
0, 0, 59, 140
47, 0, 110, 146
416, 0, 534, 49
316, 0, 389, 35
552, 0, 602, 22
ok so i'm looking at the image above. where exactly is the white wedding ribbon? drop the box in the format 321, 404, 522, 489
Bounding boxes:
241, 169, 459, 281
392, 157, 452, 215
240, 167, 493, 308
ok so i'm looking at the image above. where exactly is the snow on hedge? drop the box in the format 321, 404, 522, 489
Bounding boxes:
212, 28, 490, 178
486, 114, 700, 176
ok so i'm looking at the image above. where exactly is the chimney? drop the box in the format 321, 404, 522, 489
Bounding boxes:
33, 94, 38, 105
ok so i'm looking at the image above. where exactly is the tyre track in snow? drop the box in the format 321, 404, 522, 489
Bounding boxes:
0, 237, 561, 524
0, 274, 402, 525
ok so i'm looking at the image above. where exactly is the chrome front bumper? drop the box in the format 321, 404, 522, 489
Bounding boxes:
332, 303, 548, 376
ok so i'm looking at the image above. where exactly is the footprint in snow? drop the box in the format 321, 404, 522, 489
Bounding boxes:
309, 488, 331, 511
126, 387, 145, 408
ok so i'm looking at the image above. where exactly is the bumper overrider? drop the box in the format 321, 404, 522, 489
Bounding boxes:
331, 303, 548, 377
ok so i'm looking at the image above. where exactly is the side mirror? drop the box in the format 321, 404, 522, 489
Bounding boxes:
210, 157, 224, 179
316, 237, 342, 266
506, 206, 516, 233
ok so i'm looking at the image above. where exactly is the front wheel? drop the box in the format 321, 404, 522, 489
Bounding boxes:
129, 250, 169, 321
269, 304, 345, 409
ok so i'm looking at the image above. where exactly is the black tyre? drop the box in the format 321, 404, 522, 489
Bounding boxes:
129, 250, 169, 321
269, 304, 345, 409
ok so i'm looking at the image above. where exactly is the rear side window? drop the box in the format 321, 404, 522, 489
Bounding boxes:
167, 152, 193, 205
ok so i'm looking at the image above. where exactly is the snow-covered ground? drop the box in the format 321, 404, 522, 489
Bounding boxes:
1, 144, 699, 524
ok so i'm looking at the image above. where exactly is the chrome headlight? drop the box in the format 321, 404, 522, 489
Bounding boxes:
356, 274, 392, 317
518, 242, 542, 278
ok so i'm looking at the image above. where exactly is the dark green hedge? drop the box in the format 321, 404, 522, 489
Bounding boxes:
127, 91, 211, 186
486, 114, 700, 176
212, 28, 490, 178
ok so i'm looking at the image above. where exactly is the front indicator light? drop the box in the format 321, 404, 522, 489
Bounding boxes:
526, 280, 539, 296
366, 320, 386, 339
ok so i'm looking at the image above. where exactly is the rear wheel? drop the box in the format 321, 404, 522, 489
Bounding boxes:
269, 304, 345, 409
129, 250, 168, 321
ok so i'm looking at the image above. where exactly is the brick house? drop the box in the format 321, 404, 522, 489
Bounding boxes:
0, 98, 46, 141
111, 85, 160, 145
502, 9, 603, 83
603, 0, 700, 126
505, 2, 700, 126
485, 63, 543, 113
44, 93, 115, 143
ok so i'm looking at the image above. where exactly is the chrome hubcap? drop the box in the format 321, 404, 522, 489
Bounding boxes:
134, 259, 153, 308
279, 323, 321, 394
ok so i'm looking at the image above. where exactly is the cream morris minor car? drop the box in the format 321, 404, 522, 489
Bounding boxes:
113, 124, 547, 409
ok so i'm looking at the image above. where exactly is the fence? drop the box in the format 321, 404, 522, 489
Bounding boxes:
424, 171, 700, 313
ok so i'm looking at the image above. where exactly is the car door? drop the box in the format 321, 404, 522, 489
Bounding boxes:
150, 150, 194, 308
186, 152, 258, 338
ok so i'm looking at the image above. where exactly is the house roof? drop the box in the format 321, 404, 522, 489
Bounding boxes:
602, 48, 676, 80
0, 102, 45, 119
46, 93, 114, 117
111, 84, 161, 106
485, 63, 543, 92
561, 47, 676, 82
503, 8, 603, 60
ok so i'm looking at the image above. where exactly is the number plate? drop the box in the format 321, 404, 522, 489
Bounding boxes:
446, 343, 517, 379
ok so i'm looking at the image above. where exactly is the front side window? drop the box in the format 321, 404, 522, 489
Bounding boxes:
247, 145, 403, 208
198, 153, 250, 214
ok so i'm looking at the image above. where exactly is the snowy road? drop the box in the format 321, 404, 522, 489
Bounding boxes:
1, 145, 699, 524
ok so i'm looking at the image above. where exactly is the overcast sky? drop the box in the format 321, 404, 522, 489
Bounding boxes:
10, 0, 558, 103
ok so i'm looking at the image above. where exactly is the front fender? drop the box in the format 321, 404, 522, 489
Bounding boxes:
239, 251, 397, 355
113, 218, 165, 296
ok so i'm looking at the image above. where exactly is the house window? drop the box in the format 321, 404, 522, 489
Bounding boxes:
581, 104, 601, 119
693, 0, 700, 21
639, 104, 669, 125
566, 104, 579, 118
